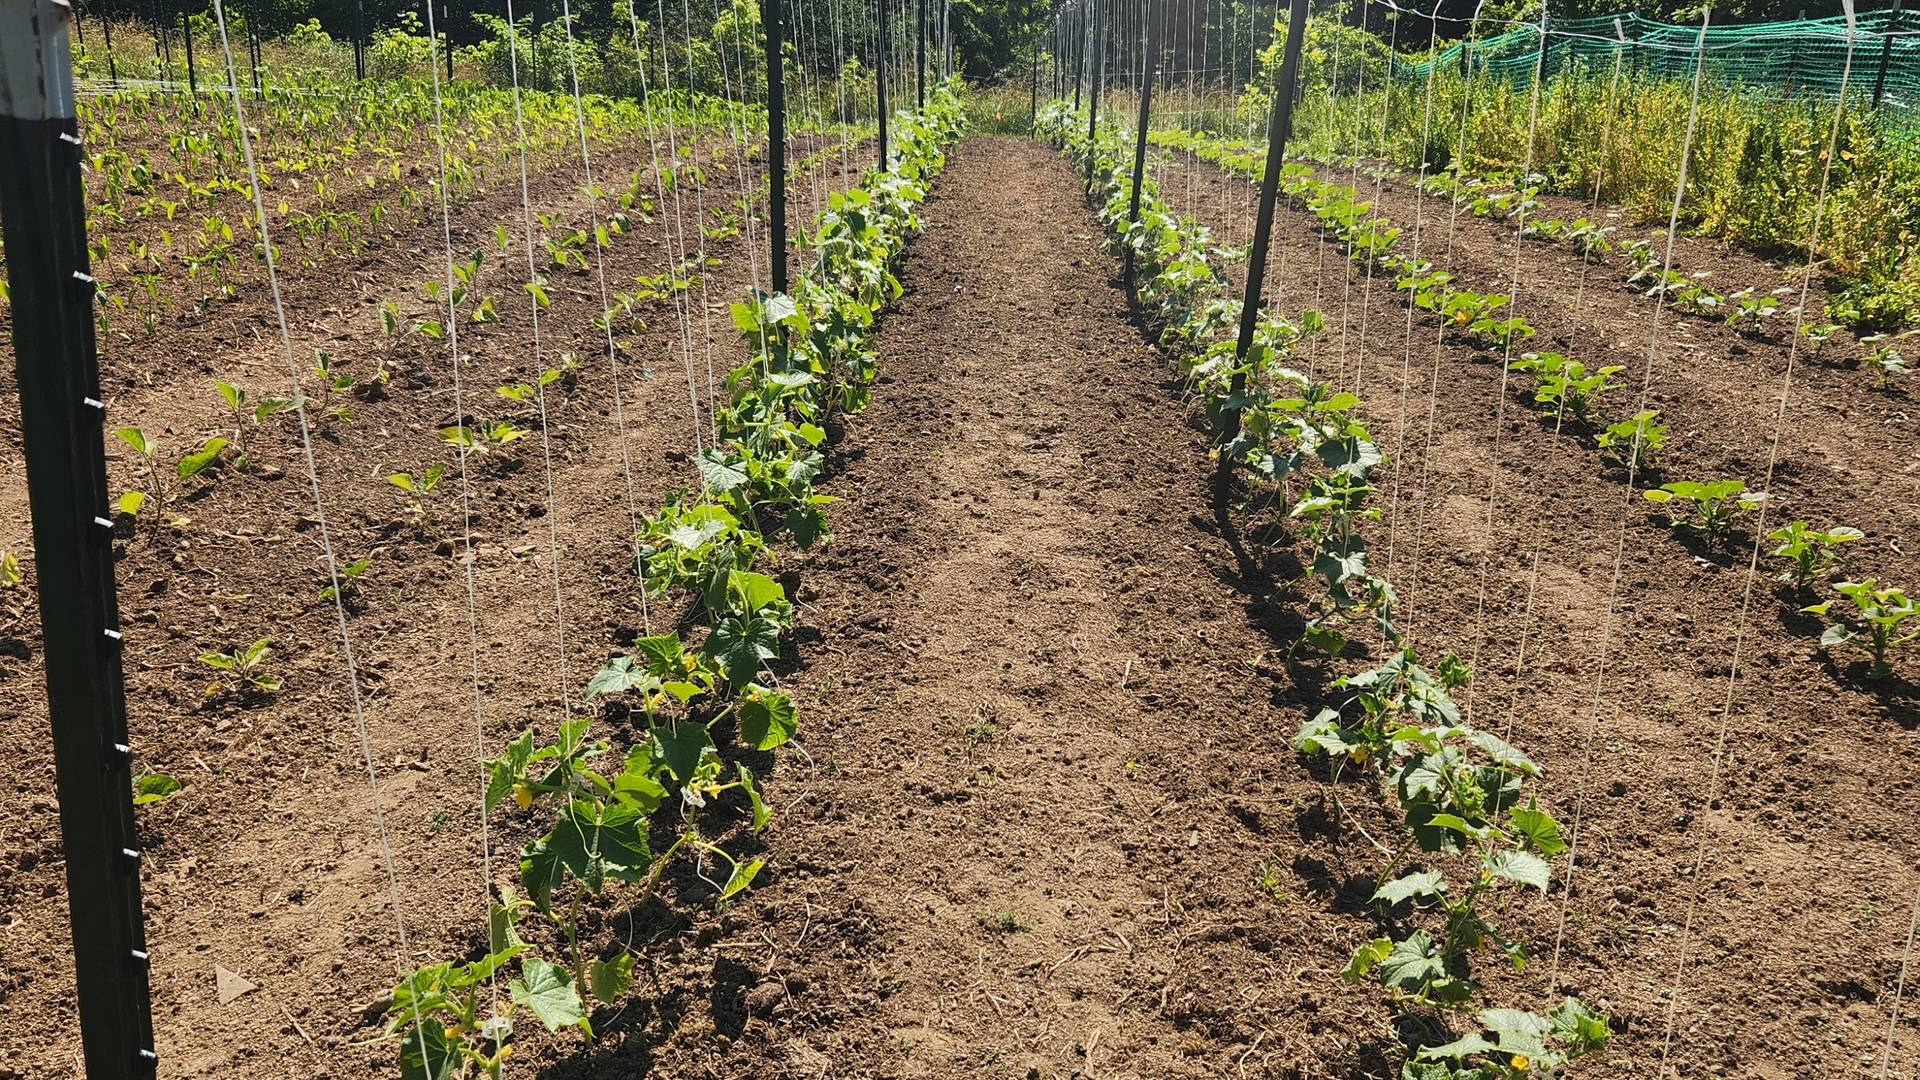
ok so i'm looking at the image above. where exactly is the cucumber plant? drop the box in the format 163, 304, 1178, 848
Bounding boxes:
198, 637, 280, 698
1803, 580, 1917, 679
1643, 479, 1767, 539
1768, 521, 1863, 589
1596, 410, 1667, 471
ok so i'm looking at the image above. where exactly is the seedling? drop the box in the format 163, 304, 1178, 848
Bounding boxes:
1768, 521, 1863, 589
320, 556, 374, 603
312, 349, 355, 422
1725, 287, 1779, 332
0, 551, 20, 589
440, 421, 529, 457
176, 436, 230, 483
198, 637, 281, 697
1800, 321, 1842, 360
113, 426, 165, 515
1509, 352, 1620, 424
132, 772, 183, 806
214, 381, 302, 468
1643, 479, 1767, 539
1803, 580, 1918, 679
1861, 337, 1908, 387
388, 463, 446, 521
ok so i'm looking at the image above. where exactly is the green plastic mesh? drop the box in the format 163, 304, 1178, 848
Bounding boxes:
1397, 10, 1917, 117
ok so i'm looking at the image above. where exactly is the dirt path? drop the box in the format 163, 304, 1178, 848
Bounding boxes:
668, 135, 1388, 1079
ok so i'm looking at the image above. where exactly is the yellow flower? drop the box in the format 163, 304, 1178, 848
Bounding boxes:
512, 783, 533, 810
1510, 1053, 1530, 1072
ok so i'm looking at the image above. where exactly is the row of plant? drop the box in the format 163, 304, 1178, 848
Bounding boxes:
1229, 11, 1919, 334
1412, 166, 1914, 385
377, 85, 965, 1079
1154, 125, 1917, 682
1042, 100, 1609, 1080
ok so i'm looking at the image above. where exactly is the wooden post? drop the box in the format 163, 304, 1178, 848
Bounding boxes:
0, 5, 158, 1076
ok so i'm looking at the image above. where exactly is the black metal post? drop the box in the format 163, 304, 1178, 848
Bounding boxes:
916, 0, 926, 107
1125, 0, 1159, 293
443, 1, 455, 82
1031, 34, 1040, 126
878, 0, 890, 168
1874, 0, 1904, 107
1085, 0, 1105, 189
0, 4, 157, 1078
767, 0, 789, 292
355, 0, 366, 80
1073, 0, 1086, 111
101, 0, 120, 85
1223, 0, 1309, 445
181, 8, 198, 103
941, 0, 951, 77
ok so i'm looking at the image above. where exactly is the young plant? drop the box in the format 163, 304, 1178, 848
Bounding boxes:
214, 381, 302, 469
1596, 410, 1668, 471
1803, 580, 1918, 680
132, 772, 183, 805
0, 551, 19, 589
1509, 352, 1620, 424
388, 463, 445, 521
1768, 521, 1864, 589
1800, 321, 1842, 360
198, 637, 281, 698
1861, 336, 1908, 387
1724, 287, 1780, 333
312, 348, 355, 422
440, 420, 529, 458
1643, 479, 1766, 539
1412, 999, 1610, 1079
319, 555, 374, 603
113, 426, 165, 516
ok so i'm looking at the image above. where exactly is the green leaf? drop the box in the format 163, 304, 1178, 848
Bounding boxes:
132, 772, 182, 805
117, 490, 148, 517
1378, 931, 1446, 992
1484, 850, 1551, 891
114, 426, 154, 455
717, 856, 764, 901
738, 763, 772, 833
737, 688, 797, 750
396, 1018, 462, 1080
633, 633, 687, 676
1373, 869, 1445, 905
1548, 996, 1611, 1053
1415, 1032, 1499, 1063
731, 571, 786, 616
1509, 801, 1567, 857
583, 655, 654, 700
695, 450, 750, 492
177, 437, 229, 479
510, 956, 589, 1033
1342, 937, 1392, 984
651, 719, 715, 786
702, 614, 781, 687
589, 953, 636, 1005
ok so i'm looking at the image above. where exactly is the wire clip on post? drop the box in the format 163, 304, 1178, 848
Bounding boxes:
0, 4, 158, 1078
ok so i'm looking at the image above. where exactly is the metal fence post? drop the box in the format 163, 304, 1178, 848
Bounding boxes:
767, 0, 788, 292
0, 5, 157, 1077
1085, 0, 1105, 190
1874, 0, 1904, 106
1223, 0, 1310, 447
1125, 0, 1160, 295
878, 0, 890, 168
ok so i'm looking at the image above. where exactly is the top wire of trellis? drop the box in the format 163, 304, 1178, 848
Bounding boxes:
1397, 7, 1918, 116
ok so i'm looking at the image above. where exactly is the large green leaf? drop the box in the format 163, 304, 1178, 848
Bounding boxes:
651, 720, 715, 786
1484, 850, 1551, 891
1509, 802, 1567, 857
738, 688, 797, 750
583, 655, 655, 700
1378, 931, 1446, 992
511, 956, 588, 1033
702, 614, 781, 687
396, 1019, 461, 1080
1373, 869, 1445, 906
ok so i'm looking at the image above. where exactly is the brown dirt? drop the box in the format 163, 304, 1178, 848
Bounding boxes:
0, 122, 860, 1079
2, 114, 1918, 1080
1144, 146, 1920, 1077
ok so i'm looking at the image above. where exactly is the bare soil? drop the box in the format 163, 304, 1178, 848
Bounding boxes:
1, 126, 1916, 1080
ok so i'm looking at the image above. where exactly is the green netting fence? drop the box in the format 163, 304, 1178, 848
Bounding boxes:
1397, 9, 1918, 117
